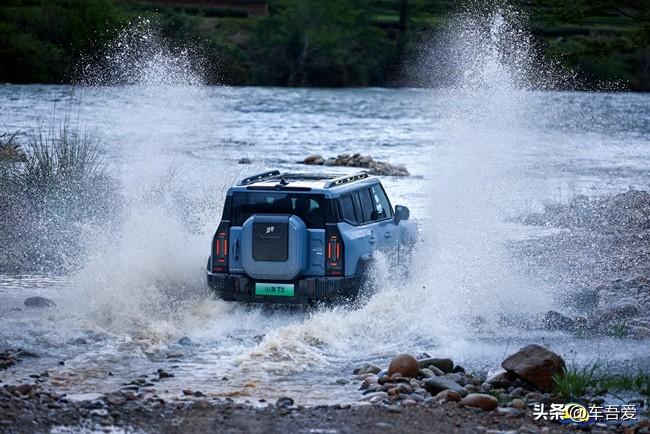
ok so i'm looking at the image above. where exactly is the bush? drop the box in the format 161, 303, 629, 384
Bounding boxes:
0, 124, 118, 273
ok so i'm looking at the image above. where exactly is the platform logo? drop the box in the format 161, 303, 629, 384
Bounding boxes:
533, 403, 639, 426
265, 225, 275, 234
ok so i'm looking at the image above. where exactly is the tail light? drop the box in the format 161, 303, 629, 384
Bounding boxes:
326, 225, 344, 276
212, 221, 229, 273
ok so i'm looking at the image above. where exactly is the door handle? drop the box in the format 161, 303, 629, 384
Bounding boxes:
369, 231, 376, 245
233, 238, 240, 260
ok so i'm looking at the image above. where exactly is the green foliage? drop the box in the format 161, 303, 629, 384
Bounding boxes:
554, 363, 650, 402
553, 363, 602, 401
0, 0, 649, 88
253, 0, 393, 86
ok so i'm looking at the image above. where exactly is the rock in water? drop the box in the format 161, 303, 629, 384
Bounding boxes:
422, 377, 465, 395
388, 354, 419, 378
501, 344, 565, 392
24, 296, 56, 308
542, 311, 575, 331
460, 393, 498, 411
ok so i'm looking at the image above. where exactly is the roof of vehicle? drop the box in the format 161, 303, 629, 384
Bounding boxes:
229, 170, 379, 194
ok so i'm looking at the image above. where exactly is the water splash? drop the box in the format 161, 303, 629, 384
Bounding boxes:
79, 18, 204, 87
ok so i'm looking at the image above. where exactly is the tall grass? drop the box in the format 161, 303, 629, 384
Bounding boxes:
0, 124, 118, 273
554, 363, 650, 402
14, 126, 105, 189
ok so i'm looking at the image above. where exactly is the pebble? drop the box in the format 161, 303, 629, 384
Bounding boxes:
423, 377, 465, 395
459, 393, 498, 411
510, 398, 526, 409
24, 296, 56, 308
276, 397, 294, 407
433, 390, 461, 402
418, 358, 454, 374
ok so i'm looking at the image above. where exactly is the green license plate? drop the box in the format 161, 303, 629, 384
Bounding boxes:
254, 283, 295, 297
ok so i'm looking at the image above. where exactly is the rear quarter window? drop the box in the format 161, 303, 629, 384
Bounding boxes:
340, 194, 358, 224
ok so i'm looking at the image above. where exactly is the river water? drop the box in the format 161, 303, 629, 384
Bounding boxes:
1, 84, 649, 405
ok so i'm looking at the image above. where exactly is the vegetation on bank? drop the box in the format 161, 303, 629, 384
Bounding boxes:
0, 0, 648, 89
0, 125, 117, 273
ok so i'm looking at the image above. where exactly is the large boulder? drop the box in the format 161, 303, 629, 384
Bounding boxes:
501, 344, 565, 392
388, 354, 419, 378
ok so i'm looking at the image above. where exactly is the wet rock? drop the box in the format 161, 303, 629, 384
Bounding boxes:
433, 390, 461, 402
104, 393, 125, 406
418, 358, 454, 374
276, 397, 294, 408
303, 155, 324, 165
388, 354, 419, 378
353, 362, 381, 375
237, 158, 252, 164
360, 375, 378, 389
501, 344, 565, 392
178, 336, 195, 346
598, 299, 641, 323
422, 377, 465, 395
24, 296, 56, 308
358, 391, 388, 402
542, 311, 575, 331
15, 384, 33, 395
460, 393, 498, 411
157, 369, 174, 379
68, 338, 88, 345
418, 368, 435, 378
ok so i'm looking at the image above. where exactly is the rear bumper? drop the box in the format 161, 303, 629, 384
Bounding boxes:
206, 272, 361, 304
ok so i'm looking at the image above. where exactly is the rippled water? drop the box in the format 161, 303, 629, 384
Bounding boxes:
1, 85, 649, 404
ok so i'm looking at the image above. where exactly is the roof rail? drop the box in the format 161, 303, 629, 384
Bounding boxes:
238, 170, 281, 186
324, 172, 370, 188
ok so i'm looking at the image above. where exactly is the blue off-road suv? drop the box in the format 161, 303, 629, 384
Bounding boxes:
207, 171, 416, 304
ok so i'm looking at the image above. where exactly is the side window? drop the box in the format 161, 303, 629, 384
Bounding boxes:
370, 184, 393, 220
357, 188, 374, 223
340, 195, 358, 224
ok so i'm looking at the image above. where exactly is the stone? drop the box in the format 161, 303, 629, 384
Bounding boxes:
358, 391, 388, 402
353, 362, 381, 375
303, 155, 323, 165
501, 344, 566, 392
24, 296, 56, 308
157, 369, 174, 379
460, 393, 498, 411
104, 393, 125, 406
422, 377, 465, 395
486, 368, 516, 388
388, 354, 419, 378
631, 326, 650, 339
178, 336, 195, 346
433, 390, 461, 402
15, 384, 33, 395
497, 407, 525, 417
510, 398, 527, 409
237, 158, 251, 164
276, 396, 294, 407
323, 157, 336, 166
418, 358, 454, 373
598, 299, 641, 322
542, 311, 575, 330
418, 368, 435, 378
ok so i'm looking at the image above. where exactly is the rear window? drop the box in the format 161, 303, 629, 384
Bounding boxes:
231, 192, 326, 228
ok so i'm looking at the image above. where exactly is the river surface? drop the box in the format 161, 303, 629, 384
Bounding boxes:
1, 85, 649, 405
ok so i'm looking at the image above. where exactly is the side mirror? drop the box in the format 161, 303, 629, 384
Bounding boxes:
394, 205, 410, 223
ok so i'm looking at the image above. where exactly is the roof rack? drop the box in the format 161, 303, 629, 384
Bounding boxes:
323, 172, 369, 188
238, 170, 281, 186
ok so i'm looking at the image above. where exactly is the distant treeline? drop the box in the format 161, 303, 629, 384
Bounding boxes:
1, 0, 649, 90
